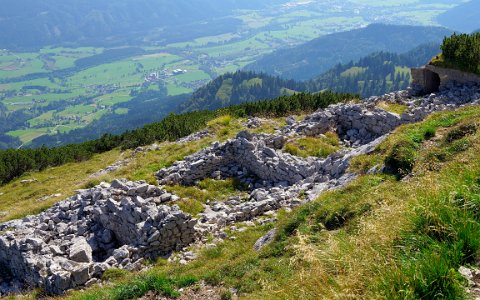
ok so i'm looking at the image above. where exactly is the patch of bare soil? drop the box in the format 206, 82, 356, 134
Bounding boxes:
138, 282, 235, 300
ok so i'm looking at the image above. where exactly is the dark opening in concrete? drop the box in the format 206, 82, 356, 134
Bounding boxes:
424, 69, 441, 93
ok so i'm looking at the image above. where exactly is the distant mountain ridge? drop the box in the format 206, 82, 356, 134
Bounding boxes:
0, 0, 287, 49
244, 24, 452, 80
437, 0, 480, 33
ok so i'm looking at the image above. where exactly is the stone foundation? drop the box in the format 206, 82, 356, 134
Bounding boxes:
1, 82, 480, 296
0, 180, 196, 294
411, 65, 480, 95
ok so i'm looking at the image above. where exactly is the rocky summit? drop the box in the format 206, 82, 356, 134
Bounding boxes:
1, 82, 480, 295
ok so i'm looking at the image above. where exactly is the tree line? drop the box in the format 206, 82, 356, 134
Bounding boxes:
441, 32, 480, 75
0, 91, 356, 185
306, 43, 440, 97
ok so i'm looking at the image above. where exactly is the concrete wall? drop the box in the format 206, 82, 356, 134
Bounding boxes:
411, 65, 480, 95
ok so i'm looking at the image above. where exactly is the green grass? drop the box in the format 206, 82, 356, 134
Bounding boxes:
174, 70, 211, 83
114, 108, 129, 115
242, 78, 262, 88
283, 134, 340, 158
341, 67, 367, 77
378, 106, 480, 177
58, 104, 96, 116
61, 126, 480, 298
67, 272, 197, 300
6, 128, 51, 144
215, 79, 233, 102
377, 101, 409, 115
166, 82, 192, 96
166, 178, 248, 215
95, 90, 133, 106
0, 149, 123, 222
28, 111, 55, 127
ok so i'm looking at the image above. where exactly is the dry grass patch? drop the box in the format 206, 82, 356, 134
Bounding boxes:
0, 149, 122, 222
284, 133, 340, 158
377, 101, 408, 115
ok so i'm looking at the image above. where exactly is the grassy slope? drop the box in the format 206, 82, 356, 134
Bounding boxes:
0, 115, 285, 224
3, 105, 480, 299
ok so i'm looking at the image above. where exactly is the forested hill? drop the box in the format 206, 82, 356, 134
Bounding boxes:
181, 71, 307, 112
27, 43, 438, 148
437, 0, 480, 33
0, 0, 286, 49
244, 24, 452, 81
306, 43, 441, 97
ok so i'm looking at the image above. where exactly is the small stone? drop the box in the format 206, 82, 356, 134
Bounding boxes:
254, 229, 277, 251
69, 237, 92, 263
113, 247, 129, 260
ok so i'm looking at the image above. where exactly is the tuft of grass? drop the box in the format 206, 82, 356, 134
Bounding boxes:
283, 135, 340, 158
424, 125, 437, 140
385, 138, 419, 177
102, 268, 130, 281
81, 179, 100, 189
220, 290, 233, 300
166, 178, 248, 205
176, 199, 205, 216
68, 273, 197, 300
377, 101, 409, 115
207, 115, 232, 128
348, 153, 383, 174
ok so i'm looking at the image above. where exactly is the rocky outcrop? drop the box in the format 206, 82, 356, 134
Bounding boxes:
0, 180, 196, 295
1, 82, 480, 296
290, 103, 401, 146
156, 132, 318, 187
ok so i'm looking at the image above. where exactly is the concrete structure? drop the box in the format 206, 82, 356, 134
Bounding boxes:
411, 64, 480, 95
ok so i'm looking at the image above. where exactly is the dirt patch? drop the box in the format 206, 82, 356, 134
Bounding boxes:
139, 282, 235, 300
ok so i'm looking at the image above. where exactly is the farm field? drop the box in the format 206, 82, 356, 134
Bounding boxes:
0, 0, 463, 147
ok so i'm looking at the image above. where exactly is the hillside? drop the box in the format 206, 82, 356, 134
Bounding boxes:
26, 43, 440, 148
245, 24, 452, 80
181, 71, 306, 112
0, 81, 479, 298
437, 0, 480, 33
307, 43, 441, 97
0, 0, 287, 49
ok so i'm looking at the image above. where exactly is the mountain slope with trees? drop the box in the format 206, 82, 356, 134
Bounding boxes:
180, 71, 307, 112
0, 0, 287, 49
245, 24, 451, 80
306, 43, 441, 97
26, 43, 439, 148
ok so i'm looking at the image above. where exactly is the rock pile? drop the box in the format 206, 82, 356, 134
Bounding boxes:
156, 131, 320, 187
176, 129, 211, 143
0, 180, 195, 294
286, 83, 480, 147
290, 103, 401, 146
1, 82, 479, 296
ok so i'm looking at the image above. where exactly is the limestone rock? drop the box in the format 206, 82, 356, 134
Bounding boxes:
69, 238, 92, 263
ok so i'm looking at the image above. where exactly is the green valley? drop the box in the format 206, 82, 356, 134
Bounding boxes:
0, 0, 464, 148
